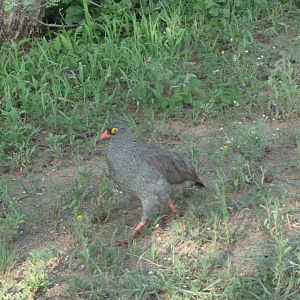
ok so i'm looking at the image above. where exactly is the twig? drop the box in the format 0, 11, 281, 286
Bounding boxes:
33, 17, 79, 28
126, 252, 166, 268
88, 0, 102, 8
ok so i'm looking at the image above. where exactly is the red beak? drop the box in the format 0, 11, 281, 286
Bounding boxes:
100, 130, 111, 141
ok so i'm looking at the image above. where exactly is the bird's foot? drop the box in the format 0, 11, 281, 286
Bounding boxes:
162, 214, 177, 224
113, 220, 147, 248
161, 200, 179, 225
113, 240, 129, 248
168, 200, 179, 218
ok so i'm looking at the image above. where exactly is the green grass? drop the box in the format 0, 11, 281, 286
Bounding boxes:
1, 249, 54, 299
1, 0, 300, 299
0, 0, 299, 169
0, 179, 24, 275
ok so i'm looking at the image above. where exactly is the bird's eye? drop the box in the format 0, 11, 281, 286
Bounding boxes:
111, 127, 118, 134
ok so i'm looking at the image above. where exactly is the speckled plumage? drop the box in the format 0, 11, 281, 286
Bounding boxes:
103, 122, 205, 222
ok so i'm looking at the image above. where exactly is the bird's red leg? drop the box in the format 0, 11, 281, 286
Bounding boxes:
127, 220, 147, 247
168, 200, 178, 217
163, 200, 179, 224
113, 220, 147, 248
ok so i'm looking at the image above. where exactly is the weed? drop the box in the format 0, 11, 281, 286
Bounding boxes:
213, 166, 229, 223
268, 56, 300, 118
225, 123, 268, 160
261, 191, 285, 237
230, 155, 263, 189
227, 236, 300, 299
17, 250, 53, 299
0, 108, 39, 168
45, 133, 67, 156
0, 243, 17, 276
296, 135, 300, 168
70, 215, 124, 298
91, 173, 116, 223
0, 184, 24, 274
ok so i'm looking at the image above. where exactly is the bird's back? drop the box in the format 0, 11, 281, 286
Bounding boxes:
107, 138, 202, 197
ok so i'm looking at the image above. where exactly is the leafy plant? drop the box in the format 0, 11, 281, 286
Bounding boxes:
231, 156, 252, 188
227, 124, 267, 160
45, 133, 67, 156
0, 184, 24, 274
268, 56, 300, 118
16, 250, 54, 299
92, 173, 116, 223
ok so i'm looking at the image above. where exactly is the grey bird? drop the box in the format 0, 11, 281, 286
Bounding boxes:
100, 121, 205, 246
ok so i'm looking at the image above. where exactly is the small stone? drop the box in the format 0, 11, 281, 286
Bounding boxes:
264, 174, 273, 184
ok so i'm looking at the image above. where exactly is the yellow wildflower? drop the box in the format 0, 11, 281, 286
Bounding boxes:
75, 214, 84, 222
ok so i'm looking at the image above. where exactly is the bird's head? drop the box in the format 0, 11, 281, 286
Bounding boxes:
99, 121, 130, 141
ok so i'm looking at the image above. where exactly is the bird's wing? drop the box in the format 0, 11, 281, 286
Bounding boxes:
135, 142, 201, 185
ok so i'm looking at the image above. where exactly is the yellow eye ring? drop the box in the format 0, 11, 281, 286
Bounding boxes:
111, 127, 118, 134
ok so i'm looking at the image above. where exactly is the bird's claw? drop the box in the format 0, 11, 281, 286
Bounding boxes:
113, 240, 130, 248
163, 213, 178, 224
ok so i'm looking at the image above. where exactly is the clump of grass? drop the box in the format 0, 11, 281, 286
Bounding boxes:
296, 134, 300, 168
0, 244, 17, 276
45, 133, 67, 157
71, 215, 105, 299
24, 251, 52, 280
225, 188, 299, 298
0, 108, 39, 168
213, 167, 229, 222
1, 249, 54, 299
66, 179, 89, 214
49, 168, 95, 227
91, 173, 116, 223
226, 235, 300, 299
16, 250, 53, 299
268, 56, 300, 118
231, 156, 253, 188
70, 212, 123, 298
0, 179, 24, 274
225, 124, 268, 160
230, 155, 265, 189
